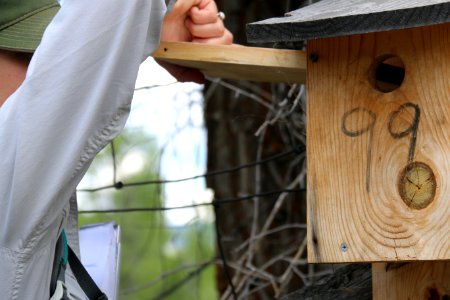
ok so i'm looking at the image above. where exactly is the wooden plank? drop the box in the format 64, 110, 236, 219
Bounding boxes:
307, 23, 450, 263
152, 42, 306, 83
372, 262, 450, 299
247, 0, 450, 42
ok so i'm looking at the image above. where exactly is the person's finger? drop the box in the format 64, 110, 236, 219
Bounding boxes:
162, 0, 205, 42
196, 0, 215, 10
189, 2, 218, 24
192, 29, 233, 45
169, 0, 203, 19
172, 67, 205, 83
155, 59, 205, 84
185, 18, 225, 39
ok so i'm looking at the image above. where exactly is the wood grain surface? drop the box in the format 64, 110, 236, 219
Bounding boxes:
153, 42, 306, 83
247, 0, 450, 42
307, 23, 450, 263
372, 262, 450, 299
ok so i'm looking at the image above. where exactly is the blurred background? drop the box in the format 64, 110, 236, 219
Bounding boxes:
76, 1, 320, 299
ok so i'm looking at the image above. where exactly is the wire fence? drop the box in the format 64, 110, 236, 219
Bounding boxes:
210, 80, 310, 300
75, 74, 316, 300
77, 0, 324, 294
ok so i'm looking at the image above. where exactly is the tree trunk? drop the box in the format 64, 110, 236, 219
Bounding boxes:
205, 1, 311, 298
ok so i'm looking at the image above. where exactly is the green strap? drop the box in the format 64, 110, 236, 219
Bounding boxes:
50, 230, 68, 295
52, 230, 107, 299
61, 230, 68, 266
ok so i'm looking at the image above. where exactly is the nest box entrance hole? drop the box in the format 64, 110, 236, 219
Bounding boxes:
369, 55, 405, 93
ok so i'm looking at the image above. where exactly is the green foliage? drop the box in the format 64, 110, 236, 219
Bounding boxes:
78, 129, 218, 299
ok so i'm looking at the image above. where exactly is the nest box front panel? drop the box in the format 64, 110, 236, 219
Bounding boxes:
307, 23, 450, 263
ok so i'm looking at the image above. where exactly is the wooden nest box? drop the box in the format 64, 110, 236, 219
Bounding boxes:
247, 0, 450, 298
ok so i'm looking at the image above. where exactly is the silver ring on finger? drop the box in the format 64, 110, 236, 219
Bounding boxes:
217, 11, 226, 21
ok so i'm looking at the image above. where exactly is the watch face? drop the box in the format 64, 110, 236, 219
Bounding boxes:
398, 162, 436, 209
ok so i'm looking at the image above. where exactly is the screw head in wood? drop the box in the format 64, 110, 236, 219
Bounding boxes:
340, 243, 348, 252
309, 52, 319, 62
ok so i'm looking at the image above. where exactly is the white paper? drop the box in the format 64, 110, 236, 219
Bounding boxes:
79, 222, 120, 300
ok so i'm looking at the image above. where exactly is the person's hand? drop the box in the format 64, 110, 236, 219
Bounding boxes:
162, 0, 233, 44
158, 0, 233, 83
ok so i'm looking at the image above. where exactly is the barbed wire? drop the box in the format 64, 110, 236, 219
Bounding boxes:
78, 189, 305, 214
77, 148, 302, 193
150, 260, 212, 300
134, 81, 178, 91
121, 259, 217, 296
80, 68, 310, 298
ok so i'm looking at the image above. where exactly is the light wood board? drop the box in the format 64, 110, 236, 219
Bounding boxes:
307, 23, 450, 263
372, 262, 450, 299
153, 42, 306, 83
247, 0, 450, 42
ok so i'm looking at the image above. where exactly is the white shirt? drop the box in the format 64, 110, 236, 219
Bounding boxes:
0, 0, 166, 298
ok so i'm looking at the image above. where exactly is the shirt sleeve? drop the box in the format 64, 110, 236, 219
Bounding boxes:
0, 0, 166, 299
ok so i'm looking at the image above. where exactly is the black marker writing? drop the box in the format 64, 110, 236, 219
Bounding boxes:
342, 107, 376, 192
388, 103, 420, 164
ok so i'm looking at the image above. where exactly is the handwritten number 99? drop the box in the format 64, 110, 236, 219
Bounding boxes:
341, 103, 421, 192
